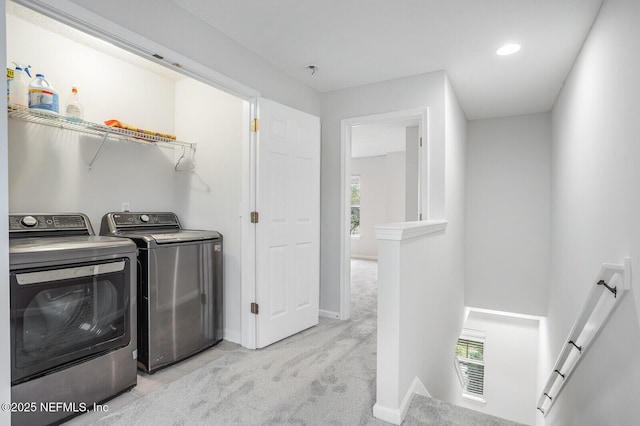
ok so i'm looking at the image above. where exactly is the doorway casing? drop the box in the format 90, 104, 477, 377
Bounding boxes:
339, 108, 429, 320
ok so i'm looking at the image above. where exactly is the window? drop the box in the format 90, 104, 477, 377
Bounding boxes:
455, 330, 485, 402
350, 175, 361, 237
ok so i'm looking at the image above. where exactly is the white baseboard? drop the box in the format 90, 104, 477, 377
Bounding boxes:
372, 403, 402, 425
319, 309, 340, 319
372, 377, 430, 425
223, 329, 242, 345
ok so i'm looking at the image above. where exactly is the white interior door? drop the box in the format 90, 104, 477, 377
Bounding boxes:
255, 98, 320, 348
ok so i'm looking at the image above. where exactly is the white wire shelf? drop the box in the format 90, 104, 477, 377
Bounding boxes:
7, 106, 195, 149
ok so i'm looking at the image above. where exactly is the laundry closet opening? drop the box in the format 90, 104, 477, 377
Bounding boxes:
5, 0, 249, 344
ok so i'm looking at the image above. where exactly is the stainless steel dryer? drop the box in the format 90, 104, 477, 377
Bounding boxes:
9, 213, 138, 426
100, 212, 223, 373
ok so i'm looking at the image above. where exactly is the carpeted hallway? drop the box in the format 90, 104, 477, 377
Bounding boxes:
67, 259, 523, 425
67, 259, 380, 425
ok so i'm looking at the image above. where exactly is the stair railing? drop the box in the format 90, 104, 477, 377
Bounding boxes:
537, 258, 631, 416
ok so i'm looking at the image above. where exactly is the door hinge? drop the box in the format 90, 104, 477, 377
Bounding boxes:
419, 137, 423, 147
251, 302, 259, 315
250, 211, 259, 223
419, 213, 423, 220
251, 118, 260, 132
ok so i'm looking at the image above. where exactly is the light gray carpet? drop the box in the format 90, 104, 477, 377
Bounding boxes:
90, 259, 383, 425
82, 259, 524, 425
403, 395, 526, 426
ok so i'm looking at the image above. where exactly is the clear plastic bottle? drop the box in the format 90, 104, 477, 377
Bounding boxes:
28, 73, 59, 114
65, 85, 84, 122
8, 63, 31, 109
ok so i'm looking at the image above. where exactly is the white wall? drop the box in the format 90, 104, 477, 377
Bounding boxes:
321, 71, 447, 314
351, 156, 386, 259
543, 0, 640, 424
6, 14, 246, 343
7, 13, 180, 228
7, 14, 178, 134
386, 151, 406, 223
465, 113, 551, 316
441, 73, 468, 399
375, 222, 453, 422
374, 74, 467, 421
0, 0, 11, 423
396, 225, 463, 402
351, 125, 406, 158
174, 79, 244, 343
454, 311, 539, 425
351, 152, 405, 259
63, 0, 321, 116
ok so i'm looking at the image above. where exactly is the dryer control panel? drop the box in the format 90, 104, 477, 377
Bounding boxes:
111, 213, 180, 227
9, 214, 92, 236
100, 212, 183, 236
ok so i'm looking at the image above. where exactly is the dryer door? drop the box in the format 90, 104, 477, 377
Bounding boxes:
10, 258, 131, 384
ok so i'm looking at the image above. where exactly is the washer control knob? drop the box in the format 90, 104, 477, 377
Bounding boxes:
140, 214, 150, 223
21, 216, 38, 227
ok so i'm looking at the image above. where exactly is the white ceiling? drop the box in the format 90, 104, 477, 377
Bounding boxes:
171, 0, 602, 120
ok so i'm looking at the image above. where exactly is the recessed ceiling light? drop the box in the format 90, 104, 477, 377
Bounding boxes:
496, 43, 521, 56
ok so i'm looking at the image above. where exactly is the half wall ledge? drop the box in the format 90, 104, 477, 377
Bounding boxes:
374, 220, 448, 241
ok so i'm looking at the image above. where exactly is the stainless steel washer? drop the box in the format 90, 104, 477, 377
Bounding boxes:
9, 213, 138, 426
100, 212, 223, 373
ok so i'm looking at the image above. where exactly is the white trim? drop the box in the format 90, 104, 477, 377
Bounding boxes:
459, 328, 486, 342
372, 403, 402, 425
372, 377, 430, 425
319, 309, 340, 319
340, 108, 428, 322
350, 255, 378, 261
454, 354, 465, 387
0, 1, 10, 424
466, 306, 545, 322
339, 121, 353, 321
346, 108, 429, 128
462, 392, 487, 405
240, 99, 258, 349
374, 220, 447, 241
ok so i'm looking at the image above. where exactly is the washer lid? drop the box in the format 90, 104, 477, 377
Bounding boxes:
115, 229, 222, 246
149, 230, 221, 244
